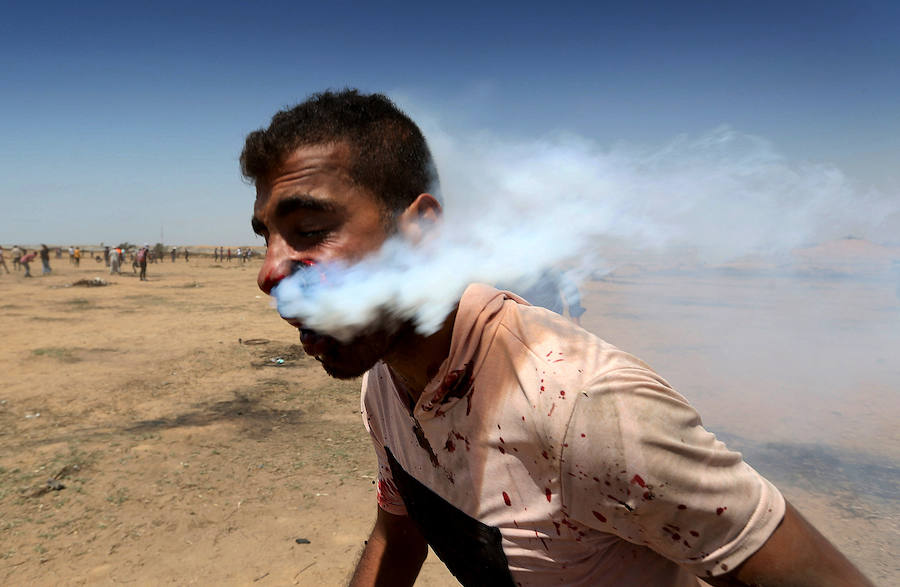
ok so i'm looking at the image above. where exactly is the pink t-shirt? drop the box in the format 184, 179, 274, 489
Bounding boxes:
362, 284, 784, 586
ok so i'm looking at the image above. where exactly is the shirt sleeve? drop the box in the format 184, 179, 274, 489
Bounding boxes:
560, 366, 785, 579
360, 371, 408, 516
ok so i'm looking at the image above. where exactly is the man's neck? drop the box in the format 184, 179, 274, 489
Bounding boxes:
384, 308, 458, 404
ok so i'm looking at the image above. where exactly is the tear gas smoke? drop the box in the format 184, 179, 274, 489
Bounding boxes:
272, 124, 897, 342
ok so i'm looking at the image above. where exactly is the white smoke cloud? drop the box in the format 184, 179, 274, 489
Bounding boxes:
273, 119, 898, 342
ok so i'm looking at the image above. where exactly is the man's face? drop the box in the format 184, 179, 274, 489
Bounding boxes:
252, 142, 398, 379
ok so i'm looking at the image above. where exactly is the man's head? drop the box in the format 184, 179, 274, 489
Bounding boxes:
241, 89, 439, 223
244, 89, 441, 379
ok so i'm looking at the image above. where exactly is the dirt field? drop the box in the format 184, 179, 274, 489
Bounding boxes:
1, 247, 897, 585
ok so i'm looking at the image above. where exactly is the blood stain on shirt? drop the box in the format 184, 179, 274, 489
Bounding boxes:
444, 437, 456, 452
592, 510, 607, 523
502, 491, 512, 506
677, 504, 687, 510
631, 474, 646, 488
545, 487, 552, 502
548, 403, 556, 417
411, 421, 439, 467
716, 506, 727, 515
452, 431, 471, 451
690, 530, 700, 537
559, 390, 566, 398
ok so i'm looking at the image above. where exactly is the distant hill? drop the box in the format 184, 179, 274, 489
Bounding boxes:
792, 237, 900, 278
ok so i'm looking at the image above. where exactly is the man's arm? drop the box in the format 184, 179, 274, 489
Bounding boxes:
349, 506, 428, 587
706, 500, 873, 587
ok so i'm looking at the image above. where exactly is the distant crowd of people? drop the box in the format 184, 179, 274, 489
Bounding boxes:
0, 244, 55, 277
211, 246, 253, 263
1, 243, 260, 281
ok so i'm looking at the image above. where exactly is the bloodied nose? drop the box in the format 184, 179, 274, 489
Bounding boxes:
258, 255, 317, 295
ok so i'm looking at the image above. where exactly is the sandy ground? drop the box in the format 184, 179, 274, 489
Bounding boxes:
1, 248, 897, 585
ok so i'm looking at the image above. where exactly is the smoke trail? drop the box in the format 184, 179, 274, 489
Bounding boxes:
273, 124, 897, 342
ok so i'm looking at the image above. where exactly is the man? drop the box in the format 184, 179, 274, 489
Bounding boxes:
136, 244, 149, 281
244, 90, 871, 586
12, 245, 22, 271
39, 244, 52, 275
20, 250, 35, 277
110, 247, 120, 274
0, 246, 9, 274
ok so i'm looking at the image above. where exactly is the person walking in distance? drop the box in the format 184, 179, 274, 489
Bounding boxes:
12, 245, 22, 271
0, 246, 9, 275
39, 244, 52, 275
109, 247, 120, 274
136, 244, 149, 281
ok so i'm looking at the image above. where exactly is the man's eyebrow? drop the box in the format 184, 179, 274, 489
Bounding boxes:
274, 193, 341, 217
251, 194, 341, 236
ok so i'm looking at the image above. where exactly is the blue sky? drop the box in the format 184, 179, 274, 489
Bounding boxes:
1, 0, 898, 246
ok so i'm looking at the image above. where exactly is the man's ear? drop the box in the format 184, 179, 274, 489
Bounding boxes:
397, 193, 442, 242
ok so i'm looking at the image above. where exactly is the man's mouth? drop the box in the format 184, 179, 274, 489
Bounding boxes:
299, 327, 332, 359
280, 316, 330, 358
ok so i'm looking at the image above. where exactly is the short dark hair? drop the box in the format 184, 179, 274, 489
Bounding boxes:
240, 89, 439, 215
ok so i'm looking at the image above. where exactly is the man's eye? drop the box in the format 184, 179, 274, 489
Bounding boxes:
297, 229, 329, 239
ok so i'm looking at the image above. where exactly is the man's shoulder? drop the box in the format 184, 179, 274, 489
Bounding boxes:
496, 300, 622, 363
